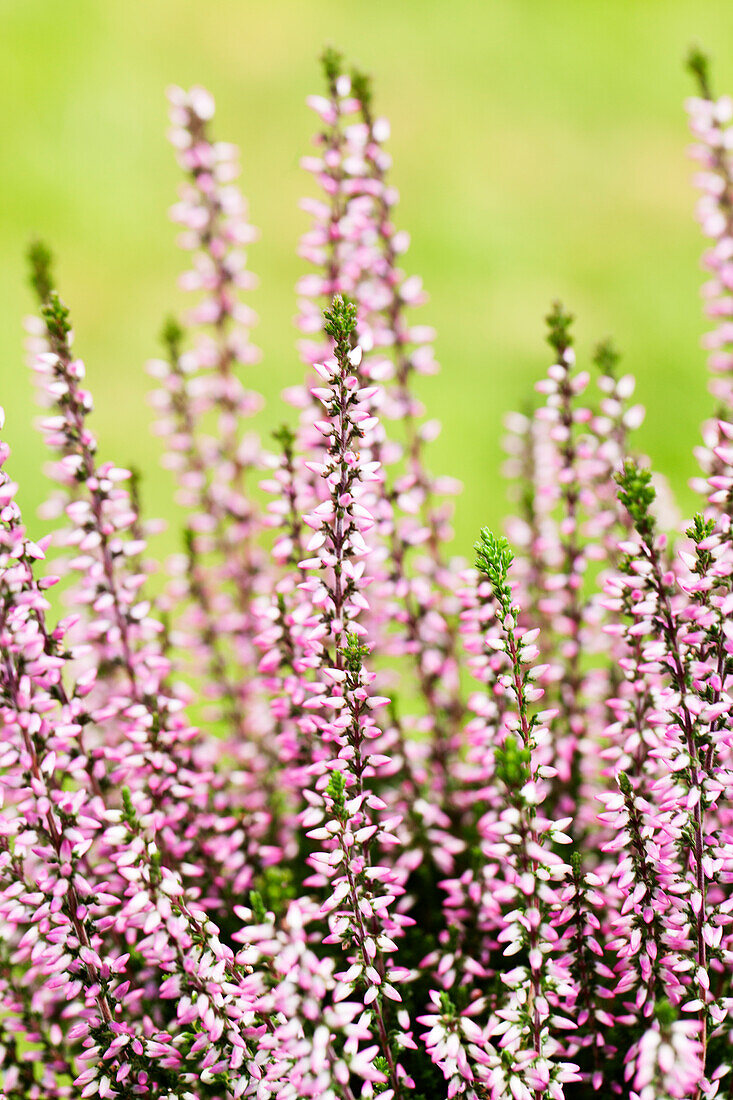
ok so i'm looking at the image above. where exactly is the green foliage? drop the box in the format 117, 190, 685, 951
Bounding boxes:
272, 422, 297, 460
474, 528, 514, 613
495, 732, 531, 792
686, 43, 713, 99
686, 513, 716, 545
339, 631, 370, 673
373, 1055, 390, 1094
28, 241, 72, 354
128, 465, 142, 515
323, 293, 357, 349
326, 769, 346, 814
249, 865, 296, 920
617, 771, 633, 798
27, 239, 54, 305
686, 512, 717, 575
183, 525, 196, 558
40, 290, 71, 346
593, 336, 620, 376
615, 459, 656, 542
654, 997, 677, 1028
161, 315, 184, 362
121, 785, 137, 832
320, 45, 343, 91
248, 889, 267, 924
351, 66, 373, 116
545, 299, 574, 357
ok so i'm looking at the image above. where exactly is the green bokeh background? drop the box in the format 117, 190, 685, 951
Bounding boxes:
2, 0, 732, 561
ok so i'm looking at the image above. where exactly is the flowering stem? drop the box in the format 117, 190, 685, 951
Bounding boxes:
617, 461, 709, 1067
475, 529, 550, 1098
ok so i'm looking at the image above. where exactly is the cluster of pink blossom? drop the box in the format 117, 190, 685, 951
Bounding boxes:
1, 44, 733, 1100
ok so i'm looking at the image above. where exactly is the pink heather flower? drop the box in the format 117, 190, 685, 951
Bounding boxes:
417, 988, 495, 1098
626, 1017, 704, 1100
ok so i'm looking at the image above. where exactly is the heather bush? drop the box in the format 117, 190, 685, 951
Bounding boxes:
1, 43, 732, 1100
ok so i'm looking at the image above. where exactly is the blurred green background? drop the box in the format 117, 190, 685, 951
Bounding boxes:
2, 0, 733, 561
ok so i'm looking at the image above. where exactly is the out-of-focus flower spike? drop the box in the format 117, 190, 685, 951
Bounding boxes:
686, 46, 733, 510
351, 63, 467, 804
162, 84, 268, 717
159, 92, 286, 872
150, 322, 274, 762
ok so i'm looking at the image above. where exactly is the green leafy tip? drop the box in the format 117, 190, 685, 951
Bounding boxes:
40, 291, 71, 345
474, 528, 514, 612
251, 866, 295, 920
617, 771, 633, 798
495, 733, 531, 791
121, 786, 138, 831
161, 316, 184, 362
339, 632, 370, 674
593, 337, 620, 376
323, 294, 357, 345
28, 239, 55, 305
545, 300, 574, 356
351, 67, 373, 114
128, 466, 143, 512
615, 459, 656, 541
686, 512, 715, 545
183, 527, 196, 557
373, 1056, 391, 1094
654, 998, 677, 1029
321, 45, 343, 88
686, 513, 716, 574
325, 769, 346, 813
686, 44, 712, 100
249, 890, 267, 924
272, 422, 296, 456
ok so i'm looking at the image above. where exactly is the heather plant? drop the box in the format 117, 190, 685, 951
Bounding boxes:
1, 42, 733, 1100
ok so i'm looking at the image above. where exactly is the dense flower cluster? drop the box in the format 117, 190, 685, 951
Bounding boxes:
1, 45, 732, 1100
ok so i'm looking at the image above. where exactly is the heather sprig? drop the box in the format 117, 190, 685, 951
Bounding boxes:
296, 51, 465, 825
473, 529, 579, 1099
